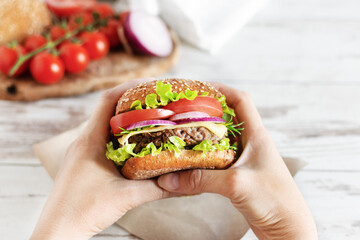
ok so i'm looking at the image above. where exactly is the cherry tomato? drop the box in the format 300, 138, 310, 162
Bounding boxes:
59, 43, 89, 73
79, 31, 109, 60
51, 25, 67, 41
99, 19, 121, 47
30, 52, 65, 84
45, 0, 97, 18
57, 39, 71, 50
163, 96, 223, 117
110, 109, 175, 134
0, 45, 28, 77
24, 35, 47, 52
68, 12, 93, 30
90, 3, 114, 19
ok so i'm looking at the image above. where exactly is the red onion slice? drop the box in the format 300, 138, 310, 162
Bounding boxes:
126, 120, 177, 130
123, 11, 173, 57
169, 111, 210, 121
175, 117, 226, 125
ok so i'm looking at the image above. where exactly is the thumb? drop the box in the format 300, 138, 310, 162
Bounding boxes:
158, 169, 235, 197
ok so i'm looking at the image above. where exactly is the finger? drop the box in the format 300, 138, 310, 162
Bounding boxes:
210, 82, 264, 142
117, 179, 180, 208
158, 169, 245, 199
85, 78, 155, 142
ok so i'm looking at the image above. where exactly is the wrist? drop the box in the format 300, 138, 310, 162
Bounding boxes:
30, 228, 89, 240
30, 209, 93, 240
30, 188, 95, 240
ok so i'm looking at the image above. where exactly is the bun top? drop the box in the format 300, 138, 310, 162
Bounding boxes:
115, 78, 222, 114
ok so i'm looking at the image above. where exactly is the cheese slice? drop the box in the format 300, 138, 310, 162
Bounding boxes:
118, 122, 227, 145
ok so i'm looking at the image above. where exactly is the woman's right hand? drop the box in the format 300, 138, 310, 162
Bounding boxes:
158, 83, 318, 239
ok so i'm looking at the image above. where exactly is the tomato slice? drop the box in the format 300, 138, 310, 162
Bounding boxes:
163, 96, 223, 117
110, 109, 175, 134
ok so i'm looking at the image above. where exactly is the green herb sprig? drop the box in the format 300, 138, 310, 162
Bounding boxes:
225, 122, 244, 137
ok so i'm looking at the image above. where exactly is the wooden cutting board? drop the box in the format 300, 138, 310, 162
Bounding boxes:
0, 32, 179, 101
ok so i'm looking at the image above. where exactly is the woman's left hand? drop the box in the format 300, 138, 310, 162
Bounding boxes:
31, 78, 172, 240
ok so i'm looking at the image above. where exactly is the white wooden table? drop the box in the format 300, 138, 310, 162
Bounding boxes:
1, 0, 360, 239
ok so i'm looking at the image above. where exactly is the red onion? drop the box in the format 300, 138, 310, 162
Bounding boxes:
175, 117, 226, 125
126, 120, 177, 130
123, 11, 173, 57
169, 111, 210, 121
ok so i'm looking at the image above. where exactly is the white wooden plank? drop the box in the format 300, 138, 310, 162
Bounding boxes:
162, 0, 360, 84
0, 165, 52, 196
167, 22, 360, 84
0, 197, 47, 240
296, 171, 360, 240
0, 92, 99, 164
258, 0, 360, 21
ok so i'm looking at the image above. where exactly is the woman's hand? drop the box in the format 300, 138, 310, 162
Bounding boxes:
158, 83, 318, 239
31, 78, 172, 240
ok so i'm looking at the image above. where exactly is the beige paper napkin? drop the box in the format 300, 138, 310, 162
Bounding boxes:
34, 122, 305, 240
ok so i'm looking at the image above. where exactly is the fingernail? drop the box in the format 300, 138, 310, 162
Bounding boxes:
160, 173, 179, 191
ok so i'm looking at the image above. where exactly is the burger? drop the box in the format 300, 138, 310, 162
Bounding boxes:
106, 79, 243, 179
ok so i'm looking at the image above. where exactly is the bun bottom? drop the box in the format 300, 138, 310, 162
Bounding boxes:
121, 149, 236, 180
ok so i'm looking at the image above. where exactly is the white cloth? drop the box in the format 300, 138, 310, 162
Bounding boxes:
114, 0, 269, 54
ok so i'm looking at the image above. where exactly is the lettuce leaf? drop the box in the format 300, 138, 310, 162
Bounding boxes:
137, 142, 163, 156
106, 141, 162, 166
130, 81, 199, 109
130, 100, 143, 110
192, 140, 216, 152
192, 138, 236, 153
106, 141, 133, 166
107, 136, 236, 166
170, 89, 198, 102
106, 136, 187, 165
217, 95, 235, 120
156, 80, 173, 105
145, 93, 160, 109
163, 136, 186, 156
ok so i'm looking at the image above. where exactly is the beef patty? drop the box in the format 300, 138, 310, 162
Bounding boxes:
128, 127, 222, 153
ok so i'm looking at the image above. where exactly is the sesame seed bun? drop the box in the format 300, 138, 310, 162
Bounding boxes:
115, 78, 222, 114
